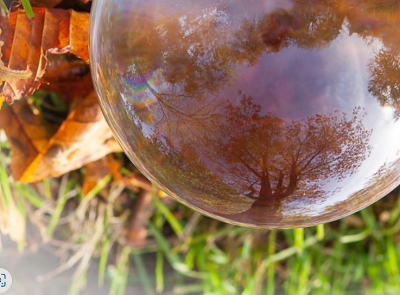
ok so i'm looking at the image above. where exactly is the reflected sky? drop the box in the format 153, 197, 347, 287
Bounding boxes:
91, 0, 400, 227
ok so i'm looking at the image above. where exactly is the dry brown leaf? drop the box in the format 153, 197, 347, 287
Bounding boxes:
81, 154, 157, 196
0, 8, 89, 104
82, 155, 118, 195
21, 91, 122, 182
29, 0, 92, 8
0, 100, 52, 179
29, 0, 64, 8
117, 174, 153, 192
108, 155, 122, 181
40, 54, 92, 101
0, 91, 122, 182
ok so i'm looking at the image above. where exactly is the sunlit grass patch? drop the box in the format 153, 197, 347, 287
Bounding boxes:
2, 128, 400, 294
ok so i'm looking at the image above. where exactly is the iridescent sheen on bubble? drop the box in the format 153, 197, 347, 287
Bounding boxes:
90, 0, 400, 228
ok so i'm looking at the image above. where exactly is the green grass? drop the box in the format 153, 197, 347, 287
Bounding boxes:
0, 0, 34, 17
2, 132, 400, 295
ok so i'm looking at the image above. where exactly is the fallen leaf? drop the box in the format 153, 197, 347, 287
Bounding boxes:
22, 91, 122, 182
0, 8, 89, 104
40, 54, 92, 101
0, 100, 52, 179
82, 155, 118, 195
29, 0, 63, 8
29, 0, 92, 8
0, 91, 122, 182
117, 174, 153, 192
108, 155, 122, 181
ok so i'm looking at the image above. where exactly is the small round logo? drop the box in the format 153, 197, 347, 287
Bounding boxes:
0, 268, 12, 293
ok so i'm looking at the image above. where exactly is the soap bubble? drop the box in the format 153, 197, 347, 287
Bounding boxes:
90, 0, 400, 228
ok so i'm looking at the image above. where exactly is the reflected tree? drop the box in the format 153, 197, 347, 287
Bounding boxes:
368, 47, 400, 109
210, 94, 372, 209
143, 135, 253, 215
108, 0, 400, 225
116, 0, 400, 125
258, 0, 344, 50
290, 0, 344, 48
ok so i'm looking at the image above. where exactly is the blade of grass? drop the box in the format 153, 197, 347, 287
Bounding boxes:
77, 174, 111, 219
339, 229, 371, 244
185, 247, 196, 270
132, 253, 156, 295
109, 246, 131, 295
147, 221, 189, 273
14, 183, 44, 208
240, 235, 255, 295
98, 234, 111, 286
298, 254, 312, 294
147, 221, 204, 279
152, 210, 166, 293
316, 224, 324, 240
98, 206, 111, 286
294, 227, 304, 254
254, 236, 319, 287
74, 201, 107, 281
207, 261, 224, 293
0, 0, 7, 17
286, 257, 297, 295
43, 178, 52, 199
385, 237, 399, 279
155, 250, 164, 294
0, 158, 12, 206
208, 244, 229, 265
16, 192, 26, 221
360, 207, 377, 232
15, 192, 27, 250
152, 193, 183, 238
267, 230, 277, 295
195, 243, 210, 294
46, 174, 69, 238
174, 226, 251, 253
20, 0, 34, 17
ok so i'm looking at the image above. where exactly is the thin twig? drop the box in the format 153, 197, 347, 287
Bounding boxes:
126, 190, 153, 247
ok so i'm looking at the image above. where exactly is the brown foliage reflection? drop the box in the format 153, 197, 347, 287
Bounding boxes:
213, 96, 372, 210
131, 93, 373, 220
111, 0, 400, 223
368, 47, 400, 113
117, 0, 400, 112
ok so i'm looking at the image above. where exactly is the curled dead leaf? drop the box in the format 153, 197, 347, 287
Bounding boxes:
0, 99, 52, 179
29, 0, 92, 8
29, 0, 63, 8
82, 155, 118, 195
40, 54, 92, 101
0, 91, 122, 183
0, 8, 89, 104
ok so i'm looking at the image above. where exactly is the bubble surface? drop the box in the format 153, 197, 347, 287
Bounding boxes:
90, 0, 400, 227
